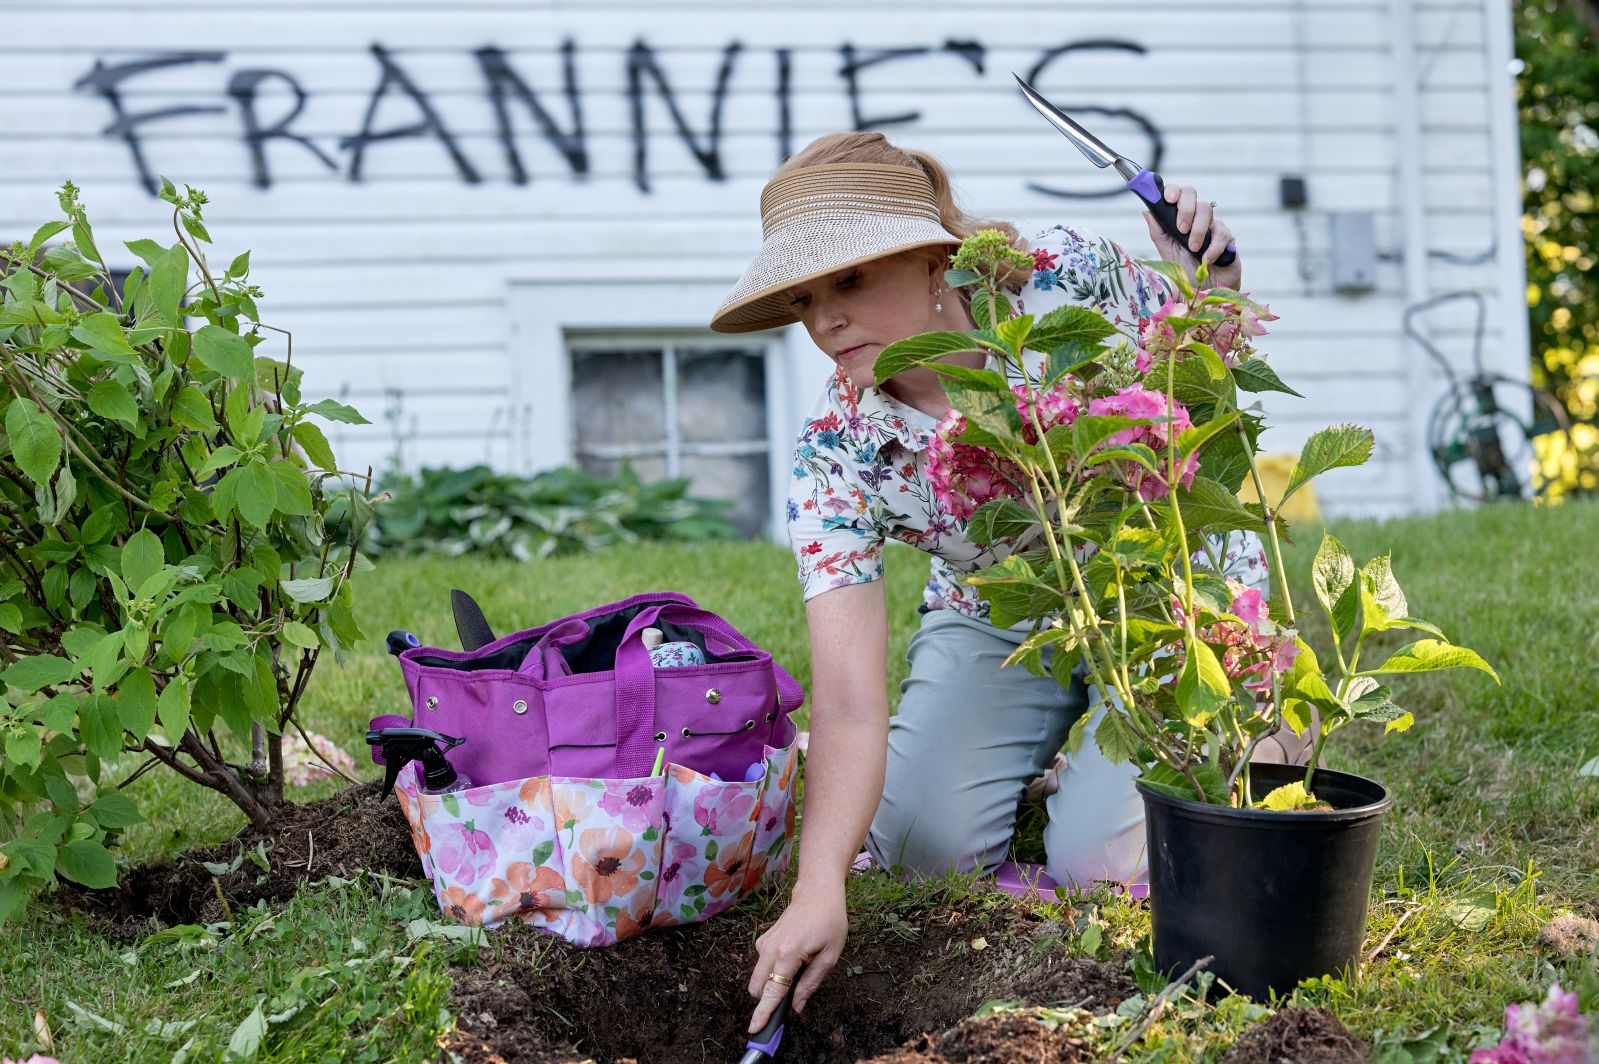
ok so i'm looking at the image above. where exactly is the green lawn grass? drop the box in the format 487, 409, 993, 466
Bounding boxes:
3, 499, 1597, 1061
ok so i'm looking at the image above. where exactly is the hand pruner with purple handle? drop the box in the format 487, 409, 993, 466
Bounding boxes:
1014, 73, 1237, 268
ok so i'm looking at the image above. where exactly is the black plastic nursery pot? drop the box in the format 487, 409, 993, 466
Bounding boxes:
1135, 761, 1393, 1001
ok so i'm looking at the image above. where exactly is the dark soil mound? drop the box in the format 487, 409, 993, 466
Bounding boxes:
51, 780, 1366, 1064
867, 1011, 1095, 1062
444, 891, 1134, 1063
65, 779, 420, 935
1222, 1006, 1370, 1064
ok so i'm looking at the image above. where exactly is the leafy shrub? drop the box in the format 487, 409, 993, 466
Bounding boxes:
0, 181, 376, 918
369, 462, 737, 560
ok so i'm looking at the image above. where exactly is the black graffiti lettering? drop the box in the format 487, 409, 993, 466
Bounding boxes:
475, 42, 588, 185
1023, 40, 1161, 200
74, 53, 227, 195
775, 48, 793, 163
840, 45, 923, 129
627, 40, 741, 193
944, 39, 985, 75
839, 40, 986, 130
340, 43, 481, 183
75, 36, 1166, 199
227, 69, 337, 189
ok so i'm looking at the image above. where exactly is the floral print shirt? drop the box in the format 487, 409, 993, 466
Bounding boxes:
785, 223, 1269, 626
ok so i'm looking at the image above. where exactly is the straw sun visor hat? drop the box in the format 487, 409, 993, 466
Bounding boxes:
709, 162, 966, 334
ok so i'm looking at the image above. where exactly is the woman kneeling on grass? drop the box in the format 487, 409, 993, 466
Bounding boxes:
710, 131, 1312, 1036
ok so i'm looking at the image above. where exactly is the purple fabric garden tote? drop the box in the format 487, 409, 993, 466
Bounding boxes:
379, 590, 805, 799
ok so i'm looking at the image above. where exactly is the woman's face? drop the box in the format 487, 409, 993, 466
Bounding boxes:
783, 249, 943, 389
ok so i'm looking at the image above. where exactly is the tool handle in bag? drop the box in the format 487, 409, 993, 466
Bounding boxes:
613, 602, 804, 778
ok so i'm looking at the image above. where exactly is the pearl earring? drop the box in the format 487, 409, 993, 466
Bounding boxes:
934, 288, 943, 314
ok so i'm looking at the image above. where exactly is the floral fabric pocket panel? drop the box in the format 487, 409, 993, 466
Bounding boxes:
392, 740, 802, 946
547, 775, 667, 946
744, 742, 800, 891
657, 766, 763, 927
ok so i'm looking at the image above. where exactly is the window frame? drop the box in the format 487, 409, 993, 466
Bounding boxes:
508, 269, 806, 543
567, 332, 776, 538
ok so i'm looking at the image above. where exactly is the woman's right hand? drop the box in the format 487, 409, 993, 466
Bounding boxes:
746, 882, 849, 1034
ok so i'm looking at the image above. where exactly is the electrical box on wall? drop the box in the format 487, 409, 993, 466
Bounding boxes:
1280, 175, 1308, 209
1329, 212, 1378, 292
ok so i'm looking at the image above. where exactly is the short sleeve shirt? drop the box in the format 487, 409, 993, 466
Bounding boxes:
784, 223, 1268, 625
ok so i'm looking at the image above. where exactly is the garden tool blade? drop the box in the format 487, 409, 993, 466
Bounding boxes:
1013, 72, 1121, 170
451, 589, 496, 651
1012, 72, 1236, 267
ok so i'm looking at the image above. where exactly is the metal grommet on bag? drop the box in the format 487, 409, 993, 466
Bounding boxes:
655, 731, 667, 742
513, 699, 528, 715
425, 696, 438, 710
743, 719, 754, 730
705, 688, 721, 704
681, 727, 693, 738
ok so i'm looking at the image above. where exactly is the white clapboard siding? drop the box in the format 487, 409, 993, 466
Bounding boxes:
8, 130, 1437, 182
0, 178, 1482, 233
9, 8, 1474, 51
0, 0, 1529, 528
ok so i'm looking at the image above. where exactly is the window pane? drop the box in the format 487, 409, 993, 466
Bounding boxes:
578, 454, 669, 482
571, 349, 665, 450
677, 348, 766, 443
681, 454, 771, 539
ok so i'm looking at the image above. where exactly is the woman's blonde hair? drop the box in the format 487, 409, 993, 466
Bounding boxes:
777, 132, 1033, 288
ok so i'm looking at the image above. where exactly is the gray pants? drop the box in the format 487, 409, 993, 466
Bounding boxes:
865, 606, 1150, 890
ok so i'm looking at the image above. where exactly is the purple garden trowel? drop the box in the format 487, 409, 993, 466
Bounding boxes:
1014, 72, 1237, 268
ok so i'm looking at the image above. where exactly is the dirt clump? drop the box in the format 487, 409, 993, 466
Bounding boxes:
867, 1011, 1094, 1062
445, 887, 1127, 1064
1537, 913, 1599, 956
62, 779, 420, 936
1222, 1006, 1369, 1064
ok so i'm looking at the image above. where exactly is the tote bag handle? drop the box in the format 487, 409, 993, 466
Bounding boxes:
612, 602, 804, 777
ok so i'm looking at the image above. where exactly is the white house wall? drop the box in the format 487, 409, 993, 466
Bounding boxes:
4, 0, 1528, 528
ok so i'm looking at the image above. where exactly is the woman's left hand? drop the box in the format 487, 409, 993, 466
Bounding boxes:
1143, 183, 1241, 291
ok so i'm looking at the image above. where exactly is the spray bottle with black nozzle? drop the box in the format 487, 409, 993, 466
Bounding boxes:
366, 727, 472, 798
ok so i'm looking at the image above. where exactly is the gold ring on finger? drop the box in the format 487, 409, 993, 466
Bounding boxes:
767, 972, 794, 986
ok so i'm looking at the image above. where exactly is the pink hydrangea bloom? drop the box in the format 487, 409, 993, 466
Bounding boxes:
1136, 289, 1279, 367
1203, 300, 1279, 364
1012, 381, 1082, 444
1169, 577, 1298, 694
1127, 454, 1200, 502
1471, 983, 1594, 1064
1079, 386, 1198, 500
926, 410, 1029, 521
1087, 385, 1193, 444
1231, 585, 1267, 633
1135, 293, 1190, 364
282, 730, 357, 788
1271, 637, 1301, 675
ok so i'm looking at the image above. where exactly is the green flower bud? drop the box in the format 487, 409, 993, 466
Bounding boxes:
950, 229, 1033, 283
